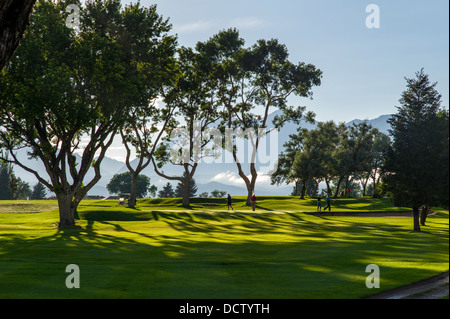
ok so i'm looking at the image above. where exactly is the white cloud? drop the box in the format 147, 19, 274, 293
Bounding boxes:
230, 16, 265, 29
174, 16, 266, 36
174, 20, 214, 33
211, 170, 271, 185
212, 170, 245, 185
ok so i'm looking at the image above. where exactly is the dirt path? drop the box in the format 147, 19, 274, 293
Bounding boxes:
365, 271, 449, 299
315, 210, 437, 217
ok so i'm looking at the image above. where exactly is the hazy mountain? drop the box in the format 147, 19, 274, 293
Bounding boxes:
346, 114, 392, 135
9, 112, 392, 197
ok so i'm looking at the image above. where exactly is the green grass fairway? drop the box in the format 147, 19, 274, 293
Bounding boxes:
0, 197, 448, 299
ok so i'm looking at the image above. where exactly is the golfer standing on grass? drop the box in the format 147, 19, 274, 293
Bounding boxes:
251, 192, 257, 211
317, 195, 322, 212
324, 195, 331, 211
227, 194, 233, 211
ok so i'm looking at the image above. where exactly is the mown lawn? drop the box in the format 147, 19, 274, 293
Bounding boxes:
0, 197, 448, 299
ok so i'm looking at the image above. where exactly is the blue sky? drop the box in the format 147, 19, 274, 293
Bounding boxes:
139, 0, 449, 123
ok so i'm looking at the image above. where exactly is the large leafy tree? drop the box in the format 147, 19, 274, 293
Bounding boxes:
270, 127, 307, 196
107, 172, 151, 199
0, 0, 174, 228
115, 2, 178, 209
289, 122, 340, 199
158, 182, 175, 198
120, 97, 177, 208
0, 0, 36, 69
31, 182, 47, 200
304, 121, 341, 195
152, 46, 220, 206
292, 147, 320, 199
174, 172, 198, 198
0, 160, 13, 200
363, 130, 390, 197
198, 29, 321, 205
383, 69, 449, 231
340, 122, 378, 197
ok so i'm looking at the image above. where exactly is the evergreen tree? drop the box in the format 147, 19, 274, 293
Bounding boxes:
175, 173, 198, 198
158, 182, 175, 198
384, 69, 448, 231
31, 182, 47, 200
0, 160, 12, 200
9, 174, 31, 200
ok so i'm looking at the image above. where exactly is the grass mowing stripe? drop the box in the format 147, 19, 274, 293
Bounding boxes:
0, 197, 447, 298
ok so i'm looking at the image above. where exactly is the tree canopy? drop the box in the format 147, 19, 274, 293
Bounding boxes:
383, 69, 448, 231
0, 0, 36, 69
107, 172, 151, 198
0, 0, 177, 228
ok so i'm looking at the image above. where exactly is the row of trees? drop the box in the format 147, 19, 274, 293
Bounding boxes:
106, 171, 203, 199
156, 181, 226, 199
0, 0, 322, 228
0, 1, 447, 231
383, 70, 448, 231
271, 120, 390, 199
271, 69, 448, 231
0, 160, 46, 200
106, 169, 225, 199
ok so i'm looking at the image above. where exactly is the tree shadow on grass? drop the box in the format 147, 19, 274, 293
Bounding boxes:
0, 210, 447, 299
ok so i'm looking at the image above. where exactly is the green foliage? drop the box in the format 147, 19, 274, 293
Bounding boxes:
107, 172, 151, 198
384, 70, 448, 210
149, 185, 158, 198
210, 189, 226, 198
270, 128, 307, 187
0, 160, 12, 200
277, 118, 390, 199
174, 173, 198, 198
158, 182, 175, 198
9, 175, 31, 200
30, 182, 47, 200
195, 28, 322, 202
0, 0, 178, 227
0, 160, 31, 200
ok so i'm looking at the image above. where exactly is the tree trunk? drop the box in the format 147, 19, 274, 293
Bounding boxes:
182, 177, 190, 206
293, 179, 299, 196
333, 176, 344, 198
325, 177, 331, 196
372, 173, 382, 198
420, 206, 430, 226
127, 172, 139, 208
300, 180, 307, 199
312, 180, 319, 196
56, 192, 76, 228
0, 0, 36, 69
362, 174, 370, 197
413, 206, 421, 231
233, 159, 254, 206
344, 176, 350, 197
243, 178, 257, 206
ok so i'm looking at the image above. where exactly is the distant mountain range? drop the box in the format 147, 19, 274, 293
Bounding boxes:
347, 114, 392, 136
10, 112, 392, 198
